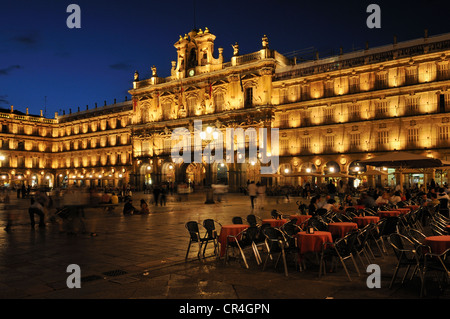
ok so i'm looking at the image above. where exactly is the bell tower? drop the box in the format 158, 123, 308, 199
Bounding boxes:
173, 27, 222, 79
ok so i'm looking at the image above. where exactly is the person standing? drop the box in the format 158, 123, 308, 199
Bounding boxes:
248, 181, 257, 210
257, 182, 266, 210
153, 185, 161, 206
29, 197, 45, 229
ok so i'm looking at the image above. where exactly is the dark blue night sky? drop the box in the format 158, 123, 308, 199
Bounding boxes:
1, 0, 449, 117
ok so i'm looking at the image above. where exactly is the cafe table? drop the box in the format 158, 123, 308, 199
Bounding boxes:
377, 210, 402, 218
327, 222, 358, 238
394, 208, 411, 214
289, 215, 312, 226
344, 205, 365, 211
405, 205, 420, 211
296, 231, 333, 255
262, 219, 287, 228
218, 224, 249, 257
424, 235, 450, 255
353, 216, 380, 228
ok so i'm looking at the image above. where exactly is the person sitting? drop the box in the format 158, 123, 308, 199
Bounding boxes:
323, 199, 339, 213
390, 191, 402, 206
360, 193, 376, 210
308, 197, 318, 215
437, 188, 450, 201
138, 199, 150, 215
344, 194, 354, 207
429, 192, 440, 206
110, 192, 119, 205
375, 192, 389, 206
123, 198, 136, 215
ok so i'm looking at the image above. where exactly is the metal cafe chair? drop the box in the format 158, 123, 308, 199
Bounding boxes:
184, 221, 205, 261
225, 226, 263, 268
262, 227, 298, 277
201, 219, 221, 258
387, 233, 425, 292
319, 231, 361, 281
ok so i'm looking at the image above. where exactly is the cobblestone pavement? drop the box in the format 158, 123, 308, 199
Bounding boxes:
0, 191, 448, 305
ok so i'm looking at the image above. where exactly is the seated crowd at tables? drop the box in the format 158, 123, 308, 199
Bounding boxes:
301, 180, 450, 217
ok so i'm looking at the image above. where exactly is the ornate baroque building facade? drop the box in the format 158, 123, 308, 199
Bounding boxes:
1, 28, 450, 190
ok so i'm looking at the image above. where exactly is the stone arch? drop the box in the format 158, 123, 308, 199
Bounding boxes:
324, 161, 341, 174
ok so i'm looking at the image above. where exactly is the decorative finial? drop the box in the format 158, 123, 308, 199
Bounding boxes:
205, 27, 209, 33
179, 35, 183, 41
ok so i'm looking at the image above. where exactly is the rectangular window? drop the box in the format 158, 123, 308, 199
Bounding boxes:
214, 93, 224, 113
438, 63, 449, 80
377, 131, 389, 145
324, 135, 334, 151
301, 85, 310, 101
375, 100, 389, 116
164, 139, 172, 153
376, 72, 388, 89
350, 133, 361, 147
407, 128, 419, 143
348, 103, 360, 121
324, 107, 334, 123
280, 113, 289, 128
439, 126, 450, 141
406, 68, 418, 85
406, 97, 419, 115
301, 110, 311, 127
349, 77, 360, 94
324, 81, 334, 97
280, 139, 289, 154
301, 136, 311, 151
245, 88, 253, 107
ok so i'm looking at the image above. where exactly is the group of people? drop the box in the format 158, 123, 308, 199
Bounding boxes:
302, 180, 450, 217
247, 181, 266, 210
123, 198, 150, 215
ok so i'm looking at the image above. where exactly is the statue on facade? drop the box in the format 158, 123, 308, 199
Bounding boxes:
134, 70, 139, 81
232, 42, 239, 56
262, 35, 269, 49
178, 104, 187, 118
151, 65, 157, 77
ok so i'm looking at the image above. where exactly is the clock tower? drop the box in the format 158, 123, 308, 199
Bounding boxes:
173, 27, 223, 79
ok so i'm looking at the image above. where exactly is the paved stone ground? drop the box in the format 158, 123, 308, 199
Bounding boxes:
0, 190, 448, 306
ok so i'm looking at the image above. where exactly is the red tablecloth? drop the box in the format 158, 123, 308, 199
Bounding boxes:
218, 224, 249, 257
345, 205, 365, 211
395, 208, 411, 214
353, 216, 380, 228
378, 211, 401, 218
327, 222, 358, 238
446, 225, 450, 234
405, 205, 420, 211
296, 231, 333, 255
262, 219, 287, 228
289, 215, 312, 225
424, 236, 450, 255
